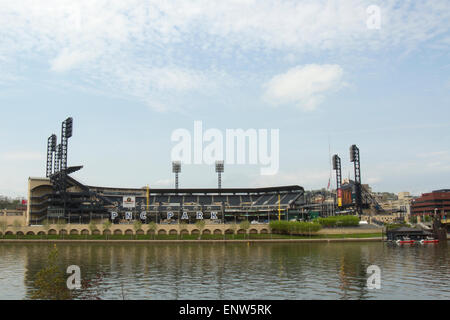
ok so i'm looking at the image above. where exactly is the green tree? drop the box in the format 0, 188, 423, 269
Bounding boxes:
239, 220, 251, 239
88, 221, 97, 239
147, 222, 157, 240
102, 220, 112, 240
230, 223, 237, 240
195, 220, 206, 240
13, 220, 22, 239
0, 218, 8, 239
133, 220, 142, 239
56, 220, 67, 239
316, 215, 359, 228
0, 197, 23, 210
179, 221, 188, 240
31, 246, 72, 300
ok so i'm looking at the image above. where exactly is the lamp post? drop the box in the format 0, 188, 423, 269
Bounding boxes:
172, 161, 181, 189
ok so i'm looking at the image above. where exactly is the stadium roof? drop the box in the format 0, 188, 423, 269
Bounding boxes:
88, 185, 304, 195
57, 172, 304, 196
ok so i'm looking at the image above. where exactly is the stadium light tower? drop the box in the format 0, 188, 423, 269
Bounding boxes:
350, 145, 362, 217
60, 117, 73, 172
215, 161, 224, 189
59, 117, 73, 218
46, 134, 57, 178
350, 145, 361, 184
172, 161, 181, 189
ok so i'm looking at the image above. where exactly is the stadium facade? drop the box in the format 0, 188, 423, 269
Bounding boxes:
27, 174, 305, 226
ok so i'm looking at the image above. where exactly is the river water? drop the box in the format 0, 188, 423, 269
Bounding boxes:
0, 242, 448, 300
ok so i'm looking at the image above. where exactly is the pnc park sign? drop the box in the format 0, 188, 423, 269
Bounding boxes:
110, 211, 219, 221
112, 195, 220, 221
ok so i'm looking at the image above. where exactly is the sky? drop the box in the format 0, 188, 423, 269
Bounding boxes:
0, 0, 449, 198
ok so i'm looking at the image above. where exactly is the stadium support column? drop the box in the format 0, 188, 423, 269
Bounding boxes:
46, 134, 57, 178
172, 161, 181, 189
332, 155, 342, 209
221, 202, 225, 225
350, 145, 362, 217
146, 185, 150, 210
215, 161, 224, 190
52, 142, 62, 208
146, 185, 150, 224
278, 194, 281, 221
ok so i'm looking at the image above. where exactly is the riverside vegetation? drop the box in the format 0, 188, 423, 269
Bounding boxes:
269, 215, 361, 235
31, 245, 110, 300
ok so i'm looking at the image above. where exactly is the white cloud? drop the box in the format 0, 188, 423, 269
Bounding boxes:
1, 1, 449, 57
263, 64, 344, 110
111, 65, 209, 93
90, 62, 217, 111
50, 48, 97, 72
0, 0, 448, 110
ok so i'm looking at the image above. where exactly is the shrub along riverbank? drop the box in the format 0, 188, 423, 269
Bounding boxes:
316, 215, 360, 228
269, 215, 361, 235
269, 221, 322, 235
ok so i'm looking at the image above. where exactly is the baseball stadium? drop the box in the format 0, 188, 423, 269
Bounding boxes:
26, 117, 307, 233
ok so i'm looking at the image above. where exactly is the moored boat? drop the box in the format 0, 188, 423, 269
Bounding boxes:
395, 236, 415, 244
419, 237, 439, 244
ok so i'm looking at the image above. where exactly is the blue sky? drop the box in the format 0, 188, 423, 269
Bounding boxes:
0, 0, 449, 197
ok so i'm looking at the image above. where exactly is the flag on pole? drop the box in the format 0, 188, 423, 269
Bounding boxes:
327, 178, 331, 190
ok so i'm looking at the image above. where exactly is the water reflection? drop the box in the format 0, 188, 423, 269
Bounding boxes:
0, 242, 448, 300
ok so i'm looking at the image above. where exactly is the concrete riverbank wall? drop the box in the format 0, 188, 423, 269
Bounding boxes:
0, 223, 382, 236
